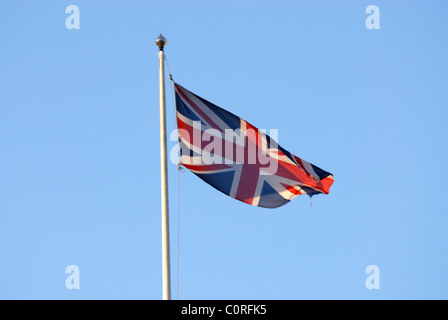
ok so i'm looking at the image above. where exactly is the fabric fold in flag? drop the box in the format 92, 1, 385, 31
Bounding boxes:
174, 82, 334, 208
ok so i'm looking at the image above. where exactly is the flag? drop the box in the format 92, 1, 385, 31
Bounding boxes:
174, 83, 334, 208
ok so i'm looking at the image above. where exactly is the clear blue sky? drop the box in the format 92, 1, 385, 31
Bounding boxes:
1, 0, 447, 299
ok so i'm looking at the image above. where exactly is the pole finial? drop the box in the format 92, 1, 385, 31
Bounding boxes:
156, 34, 167, 51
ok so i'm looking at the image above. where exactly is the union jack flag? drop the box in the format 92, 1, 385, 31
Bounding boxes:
174, 83, 334, 208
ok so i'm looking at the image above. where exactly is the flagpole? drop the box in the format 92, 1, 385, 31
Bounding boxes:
156, 34, 171, 300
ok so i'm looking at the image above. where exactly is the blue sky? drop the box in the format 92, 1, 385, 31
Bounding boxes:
1, 0, 447, 299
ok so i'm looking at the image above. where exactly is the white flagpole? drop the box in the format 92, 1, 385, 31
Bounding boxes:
156, 34, 171, 300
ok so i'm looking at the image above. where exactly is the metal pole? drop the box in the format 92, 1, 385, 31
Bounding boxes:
155, 34, 171, 300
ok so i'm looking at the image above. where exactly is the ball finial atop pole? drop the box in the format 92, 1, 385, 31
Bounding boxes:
155, 34, 167, 51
